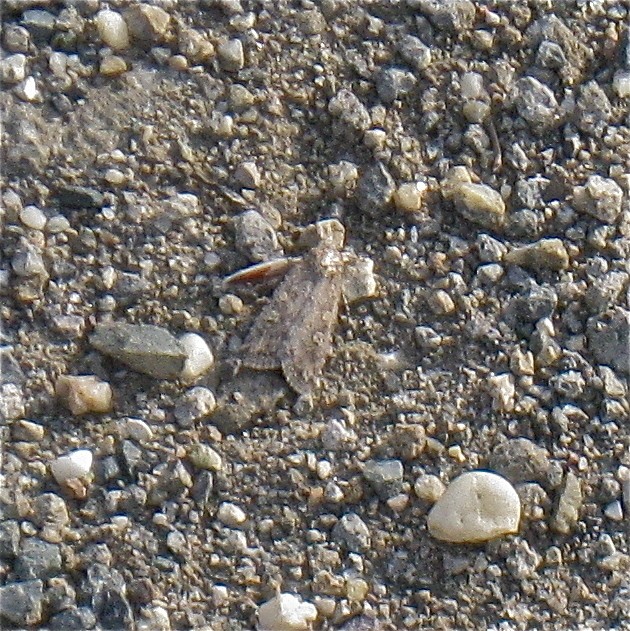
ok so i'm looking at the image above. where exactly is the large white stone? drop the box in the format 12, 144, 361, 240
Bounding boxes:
258, 593, 317, 631
427, 470, 520, 543
50, 450, 93, 484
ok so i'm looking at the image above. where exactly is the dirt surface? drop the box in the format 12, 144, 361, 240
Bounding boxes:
1, 1, 629, 630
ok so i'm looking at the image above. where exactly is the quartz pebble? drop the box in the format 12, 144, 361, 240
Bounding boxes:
50, 449, 93, 484
258, 593, 317, 631
572, 175, 623, 224
393, 181, 427, 213
427, 471, 521, 543
217, 38, 244, 71
124, 4, 170, 43
96, 9, 130, 50
342, 256, 377, 303
0, 53, 27, 83
19, 206, 47, 230
179, 333, 214, 383
55, 375, 113, 415
217, 502, 246, 527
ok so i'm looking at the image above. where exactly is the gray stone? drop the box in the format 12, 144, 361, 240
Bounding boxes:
504, 283, 558, 337
513, 176, 550, 210
397, 34, 431, 71
574, 81, 612, 136
328, 89, 371, 132
15, 538, 62, 579
587, 308, 630, 375
573, 175, 624, 224
50, 606, 97, 630
376, 67, 417, 103
363, 459, 404, 499
415, 0, 476, 33
321, 418, 357, 451
0, 54, 27, 84
120, 440, 144, 477
513, 76, 558, 129
550, 371, 586, 399
490, 438, 552, 485
90, 322, 187, 379
585, 271, 627, 313
0, 580, 44, 626
31, 493, 69, 528
357, 163, 395, 215
21, 9, 55, 43
0, 520, 20, 558
55, 185, 104, 209
536, 40, 567, 69
477, 234, 507, 262
332, 513, 371, 552
233, 210, 282, 262
11, 240, 47, 277
3, 24, 31, 53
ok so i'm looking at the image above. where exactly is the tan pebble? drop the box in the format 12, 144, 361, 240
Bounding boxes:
218, 293, 244, 315
414, 474, 446, 503
124, 4, 171, 42
454, 182, 506, 229
55, 375, 113, 415
96, 9, 130, 50
100, 56, 127, 77
394, 181, 427, 213
505, 238, 569, 271
429, 289, 456, 315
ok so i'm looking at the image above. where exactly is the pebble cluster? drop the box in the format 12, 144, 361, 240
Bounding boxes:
1, 0, 629, 629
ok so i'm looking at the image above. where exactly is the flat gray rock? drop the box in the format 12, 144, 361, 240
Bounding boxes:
90, 322, 187, 379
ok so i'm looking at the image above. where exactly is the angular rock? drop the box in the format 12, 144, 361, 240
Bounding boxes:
15, 538, 62, 579
49, 606, 97, 630
0, 580, 44, 627
258, 593, 317, 631
427, 471, 521, 543
490, 438, 552, 485
587, 308, 630, 375
55, 185, 104, 209
332, 513, 371, 552
90, 322, 187, 379
124, 4, 170, 43
451, 182, 506, 230
55, 375, 113, 415
551, 471, 582, 534
573, 175, 623, 224
51, 449, 93, 484
357, 163, 395, 215
0, 520, 20, 558
513, 76, 558, 130
363, 459, 404, 499
233, 209, 282, 262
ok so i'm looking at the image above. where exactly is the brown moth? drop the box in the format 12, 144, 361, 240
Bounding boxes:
227, 220, 347, 395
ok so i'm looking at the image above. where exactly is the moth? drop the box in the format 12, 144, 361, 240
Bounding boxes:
225, 220, 347, 395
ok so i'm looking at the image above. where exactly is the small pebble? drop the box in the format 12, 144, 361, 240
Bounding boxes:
429, 289, 456, 315
0, 53, 27, 84
50, 449, 93, 484
124, 4, 171, 43
451, 182, 506, 230
19, 205, 46, 230
100, 56, 127, 77
217, 38, 244, 71
218, 293, 244, 315
393, 181, 427, 213
234, 161, 260, 188
96, 9, 130, 50
342, 256, 377, 303
505, 238, 569, 271
551, 471, 582, 534
427, 470, 521, 543
258, 593, 318, 631
179, 333, 214, 384
174, 386, 216, 427
12, 420, 45, 442
604, 500, 623, 522
217, 502, 246, 527
414, 474, 446, 503
613, 70, 630, 98
16, 76, 41, 102
188, 444, 223, 471
572, 175, 623, 224
121, 418, 153, 442
55, 375, 113, 415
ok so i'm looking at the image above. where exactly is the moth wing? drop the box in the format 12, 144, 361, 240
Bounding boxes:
280, 268, 342, 395
241, 261, 318, 371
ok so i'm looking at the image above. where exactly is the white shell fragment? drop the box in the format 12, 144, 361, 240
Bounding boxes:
179, 333, 214, 383
427, 470, 521, 543
50, 449, 93, 484
258, 593, 318, 631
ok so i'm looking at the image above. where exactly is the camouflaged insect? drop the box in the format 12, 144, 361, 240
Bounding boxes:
229, 220, 347, 395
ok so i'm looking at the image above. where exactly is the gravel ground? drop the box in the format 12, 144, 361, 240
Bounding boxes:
1, 1, 629, 629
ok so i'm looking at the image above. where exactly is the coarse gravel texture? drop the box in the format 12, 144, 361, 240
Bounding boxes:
1, 1, 629, 630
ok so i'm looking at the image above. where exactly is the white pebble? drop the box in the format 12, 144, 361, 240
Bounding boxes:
55, 375, 113, 416
427, 470, 521, 543
613, 70, 630, 98
342, 256, 377, 303
179, 333, 214, 383
122, 418, 153, 442
16, 76, 41, 102
96, 9, 130, 50
51, 449, 93, 484
0, 53, 27, 84
217, 502, 246, 527
258, 593, 318, 631
604, 500, 623, 521
19, 205, 47, 230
